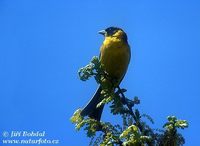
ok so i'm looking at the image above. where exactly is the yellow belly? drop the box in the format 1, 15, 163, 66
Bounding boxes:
100, 37, 131, 82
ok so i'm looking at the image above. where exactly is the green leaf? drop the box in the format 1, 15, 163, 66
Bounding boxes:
70, 109, 83, 124
120, 125, 139, 139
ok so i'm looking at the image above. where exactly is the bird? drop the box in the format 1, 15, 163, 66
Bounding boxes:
80, 27, 131, 121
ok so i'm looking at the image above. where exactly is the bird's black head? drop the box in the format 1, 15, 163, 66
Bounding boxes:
98, 27, 127, 42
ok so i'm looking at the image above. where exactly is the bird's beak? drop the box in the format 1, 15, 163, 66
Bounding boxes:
98, 30, 106, 35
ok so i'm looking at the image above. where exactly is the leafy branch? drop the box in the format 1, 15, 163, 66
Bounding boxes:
71, 56, 188, 146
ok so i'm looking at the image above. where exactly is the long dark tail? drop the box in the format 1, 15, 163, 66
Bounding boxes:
80, 86, 104, 121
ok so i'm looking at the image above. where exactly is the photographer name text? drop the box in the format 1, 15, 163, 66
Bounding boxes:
10, 131, 45, 137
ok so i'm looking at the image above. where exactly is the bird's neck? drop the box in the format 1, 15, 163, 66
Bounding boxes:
103, 36, 126, 47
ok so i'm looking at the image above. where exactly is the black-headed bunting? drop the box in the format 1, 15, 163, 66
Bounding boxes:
80, 27, 131, 121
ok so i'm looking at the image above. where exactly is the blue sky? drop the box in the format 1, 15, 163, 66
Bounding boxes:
0, 0, 200, 145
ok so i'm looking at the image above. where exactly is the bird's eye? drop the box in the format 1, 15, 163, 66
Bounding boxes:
105, 27, 119, 36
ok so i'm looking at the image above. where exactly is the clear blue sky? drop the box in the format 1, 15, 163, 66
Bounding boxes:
0, 0, 199, 145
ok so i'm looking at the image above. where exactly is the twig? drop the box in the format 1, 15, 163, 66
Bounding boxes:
117, 86, 154, 146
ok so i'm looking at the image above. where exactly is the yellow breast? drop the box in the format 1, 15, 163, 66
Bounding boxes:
100, 36, 131, 82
